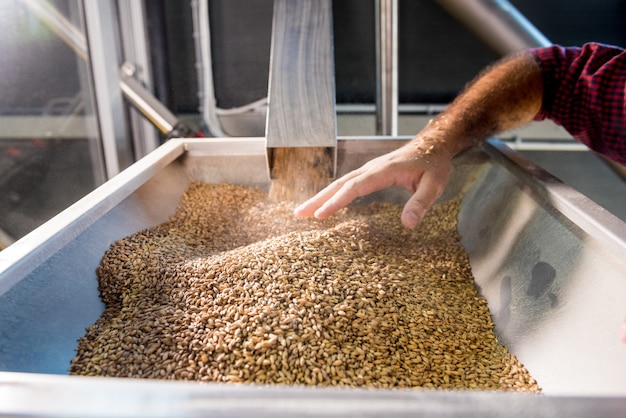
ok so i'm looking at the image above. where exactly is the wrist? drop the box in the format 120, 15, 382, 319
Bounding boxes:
411, 117, 472, 160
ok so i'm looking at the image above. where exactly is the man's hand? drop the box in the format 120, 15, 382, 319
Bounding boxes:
294, 136, 452, 229
295, 52, 543, 229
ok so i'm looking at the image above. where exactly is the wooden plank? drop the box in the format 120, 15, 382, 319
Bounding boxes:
265, 0, 337, 150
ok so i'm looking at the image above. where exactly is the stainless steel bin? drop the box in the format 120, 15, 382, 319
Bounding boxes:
0, 137, 625, 417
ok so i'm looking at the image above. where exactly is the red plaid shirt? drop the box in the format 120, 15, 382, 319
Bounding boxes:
529, 43, 626, 165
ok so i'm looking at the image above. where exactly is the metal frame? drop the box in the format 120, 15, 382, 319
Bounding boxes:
1, 371, 625, 417
375, 0, 399, 136
117, 0, 160, 158
83, 0, 133, 178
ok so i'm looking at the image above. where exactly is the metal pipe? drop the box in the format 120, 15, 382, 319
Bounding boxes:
84, 0, 131, 177
191, 0, 226, 137
117, 0, 160, 157
119, 63, 178, 135
375, 0, 399, 136
435, 0, 551, 55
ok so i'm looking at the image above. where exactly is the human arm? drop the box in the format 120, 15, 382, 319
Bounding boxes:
294, 52, 544, 228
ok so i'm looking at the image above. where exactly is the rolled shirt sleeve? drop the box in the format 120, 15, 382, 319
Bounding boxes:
529, 42, 626, 165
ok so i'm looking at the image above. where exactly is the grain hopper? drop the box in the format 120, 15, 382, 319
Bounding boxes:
0, 0, 625, 416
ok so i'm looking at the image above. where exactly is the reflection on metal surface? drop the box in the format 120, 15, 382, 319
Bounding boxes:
118, 65, 198, 140
460, 141, 626, 395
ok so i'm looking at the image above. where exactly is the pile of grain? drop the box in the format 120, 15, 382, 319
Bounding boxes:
70, 182, 539, 391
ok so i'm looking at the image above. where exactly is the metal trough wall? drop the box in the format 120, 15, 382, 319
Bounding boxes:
0, 137, 625, 416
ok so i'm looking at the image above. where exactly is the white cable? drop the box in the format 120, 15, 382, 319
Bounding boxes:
215, 97, 268, 115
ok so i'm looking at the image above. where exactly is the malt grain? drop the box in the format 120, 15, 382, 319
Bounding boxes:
70, 182, 539, 391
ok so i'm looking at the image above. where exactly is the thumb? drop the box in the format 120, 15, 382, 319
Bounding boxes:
401, 195, 432, 229
400, 171, 448, 229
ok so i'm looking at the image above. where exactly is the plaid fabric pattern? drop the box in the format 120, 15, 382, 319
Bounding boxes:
530, 43, 626, 165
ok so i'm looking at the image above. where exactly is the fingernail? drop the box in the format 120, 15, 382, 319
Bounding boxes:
293, 205, 306, 217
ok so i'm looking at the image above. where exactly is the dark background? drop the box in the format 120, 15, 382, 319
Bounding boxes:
148, 0, 626, 112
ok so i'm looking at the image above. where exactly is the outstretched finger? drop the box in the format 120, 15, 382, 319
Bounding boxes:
293, 177, 348, 217
311, 170, 396, 219
295, 165, 396, 220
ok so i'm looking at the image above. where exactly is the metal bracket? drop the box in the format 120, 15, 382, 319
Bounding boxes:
119, 63, 196, 139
